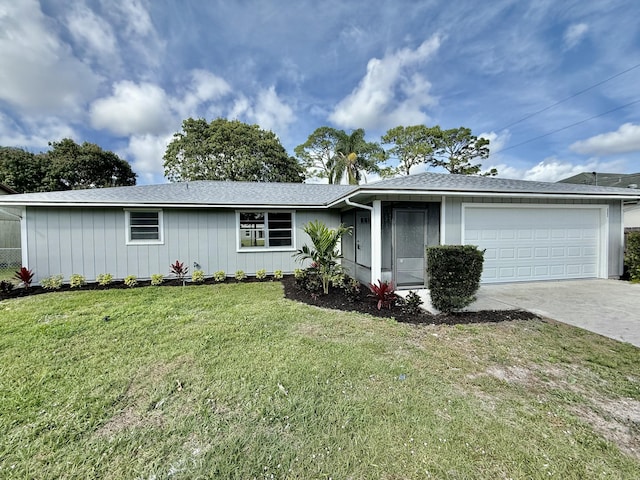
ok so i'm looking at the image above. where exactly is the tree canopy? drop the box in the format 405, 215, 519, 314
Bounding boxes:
381, 125, 433, 175
382, 125, 496, 176
295, 127, 384, 184
163, 118, 305, 183
0, 140, 136, 193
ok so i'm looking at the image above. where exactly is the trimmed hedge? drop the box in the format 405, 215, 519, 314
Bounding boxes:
426, 245, 484, 312
625, 232, 640, 282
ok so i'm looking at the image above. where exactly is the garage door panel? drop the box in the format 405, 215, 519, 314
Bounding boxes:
464, 207, 602, 283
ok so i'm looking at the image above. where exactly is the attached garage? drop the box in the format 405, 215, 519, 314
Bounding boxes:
463, 204, 607, 283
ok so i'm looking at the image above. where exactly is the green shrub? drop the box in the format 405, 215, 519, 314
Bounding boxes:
255, 269, 267, 280
124, 275, 138, 287
96, 273, 113, 286
273, 269, 284, 280
626, 232, 640, 282
235, 270, 246, 281
41, 274, 64, 290
293, 268, 305, 280
69, 273, 86, 288
426, 245, 484, 312
402, 290, 424, 315
213, 270, 226, 282
0, 280, 14, 293
192, 270, 205, 283
150, 274, 164, 286
340, 277, 361, 303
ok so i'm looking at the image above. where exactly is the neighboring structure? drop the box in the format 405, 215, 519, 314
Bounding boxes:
0, 183, 17, 195
559, 172, 640, 228
0, 183, 21, 269
1, 172, 639, 287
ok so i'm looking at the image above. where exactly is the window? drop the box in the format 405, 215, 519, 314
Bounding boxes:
239, 211, 293, 249
126, 209, 163, 244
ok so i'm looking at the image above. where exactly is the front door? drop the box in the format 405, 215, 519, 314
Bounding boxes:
393, 209, 426, 287
355, 211, 371, 268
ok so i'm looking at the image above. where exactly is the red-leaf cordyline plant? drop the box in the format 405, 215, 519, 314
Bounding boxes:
14, 267, 34, 289
170, 260, 188, 284
368, 280, 396, 310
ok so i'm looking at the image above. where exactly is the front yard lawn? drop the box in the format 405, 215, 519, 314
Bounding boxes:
1, 283, 638, 479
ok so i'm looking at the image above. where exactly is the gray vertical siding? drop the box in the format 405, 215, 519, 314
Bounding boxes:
25, 207, 339, 283
443, 196, 625, 278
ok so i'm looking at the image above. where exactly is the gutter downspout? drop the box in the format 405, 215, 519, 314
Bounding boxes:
344, 197, 382, 285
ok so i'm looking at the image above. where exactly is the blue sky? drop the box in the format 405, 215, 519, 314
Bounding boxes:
1, 0, 639, 185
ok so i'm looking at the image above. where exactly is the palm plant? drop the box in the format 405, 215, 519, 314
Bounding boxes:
328, 129, 384, 185
294, 220, 352, 294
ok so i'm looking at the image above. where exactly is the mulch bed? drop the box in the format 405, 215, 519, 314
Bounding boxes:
1, 275, 540, 326
280, 276, 541, 325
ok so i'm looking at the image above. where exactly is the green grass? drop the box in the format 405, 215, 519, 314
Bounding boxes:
1, 283, 639, 479
0, 267, 15, 282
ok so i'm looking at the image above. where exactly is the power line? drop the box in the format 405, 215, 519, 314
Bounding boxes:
492, 98, 640, 155
496, 62, 640, 132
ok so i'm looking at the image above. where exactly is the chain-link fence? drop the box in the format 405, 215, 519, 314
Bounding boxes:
0, 248, 21, 268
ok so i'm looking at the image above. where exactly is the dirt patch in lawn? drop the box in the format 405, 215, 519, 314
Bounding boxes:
281, 276, 540, 325
478, 362, 640, 460
95, 356, 196, 438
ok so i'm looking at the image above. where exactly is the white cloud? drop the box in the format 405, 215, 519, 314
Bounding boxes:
329, 35, 441, 130
90, 81, 173, 136
563, 23, 589, 49
249, 86, 296, 133
173, 70, 232, 118
0, 0, 102, 112
0, 113, 77, 150
112, 0, 155, 37
227, 87, 295, 133
570, 123, 640, 156
493, 157, 628, 183
123, 134, 173, 184
479, 130, 511, 155
66, 4, 118, 60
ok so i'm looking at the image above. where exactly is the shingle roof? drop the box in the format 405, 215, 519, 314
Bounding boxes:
558, 172, 640, 189
0, 181, 356, 207
1, 172, 639, 209
358, 172, 640, 197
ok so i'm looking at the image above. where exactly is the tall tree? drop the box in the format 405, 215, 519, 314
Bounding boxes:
164, 118, 305, 183
46, 139, 137, 190
0, 141, 136, 193
294, 126, 340, 181
381, 125, 433, 175
329, 129, 384, 185
0, 147, 49, 193
429, 126, 496, 176
295, 127, 385, 184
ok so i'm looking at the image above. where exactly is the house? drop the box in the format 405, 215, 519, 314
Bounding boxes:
559, 172, 640, 229
0, 183, 17, 195
1, 172, 639, 287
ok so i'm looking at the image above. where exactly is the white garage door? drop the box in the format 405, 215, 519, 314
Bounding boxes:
463, 206, 604, 283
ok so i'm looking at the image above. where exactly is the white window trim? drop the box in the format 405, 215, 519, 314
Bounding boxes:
125, 209, 164, 245
236, 210, 296, 252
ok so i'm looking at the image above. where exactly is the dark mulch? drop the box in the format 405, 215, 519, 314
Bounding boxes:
0, 276, 261, 301
1, 275, 540, 326
280, 276, 541, 325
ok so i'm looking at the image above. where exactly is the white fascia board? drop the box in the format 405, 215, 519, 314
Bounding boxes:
328, 189, 640, 207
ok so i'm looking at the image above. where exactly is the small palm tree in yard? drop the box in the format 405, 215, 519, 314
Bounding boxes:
294, 220, 352, 294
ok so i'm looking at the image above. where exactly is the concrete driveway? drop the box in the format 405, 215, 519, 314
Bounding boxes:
474, 279, 640, 348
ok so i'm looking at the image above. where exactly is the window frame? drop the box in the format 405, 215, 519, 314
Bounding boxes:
125, 209, 164, 245
236, 210, 296, 252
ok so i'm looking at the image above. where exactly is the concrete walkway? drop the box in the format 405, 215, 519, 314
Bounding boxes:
399, 279, 640, 348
